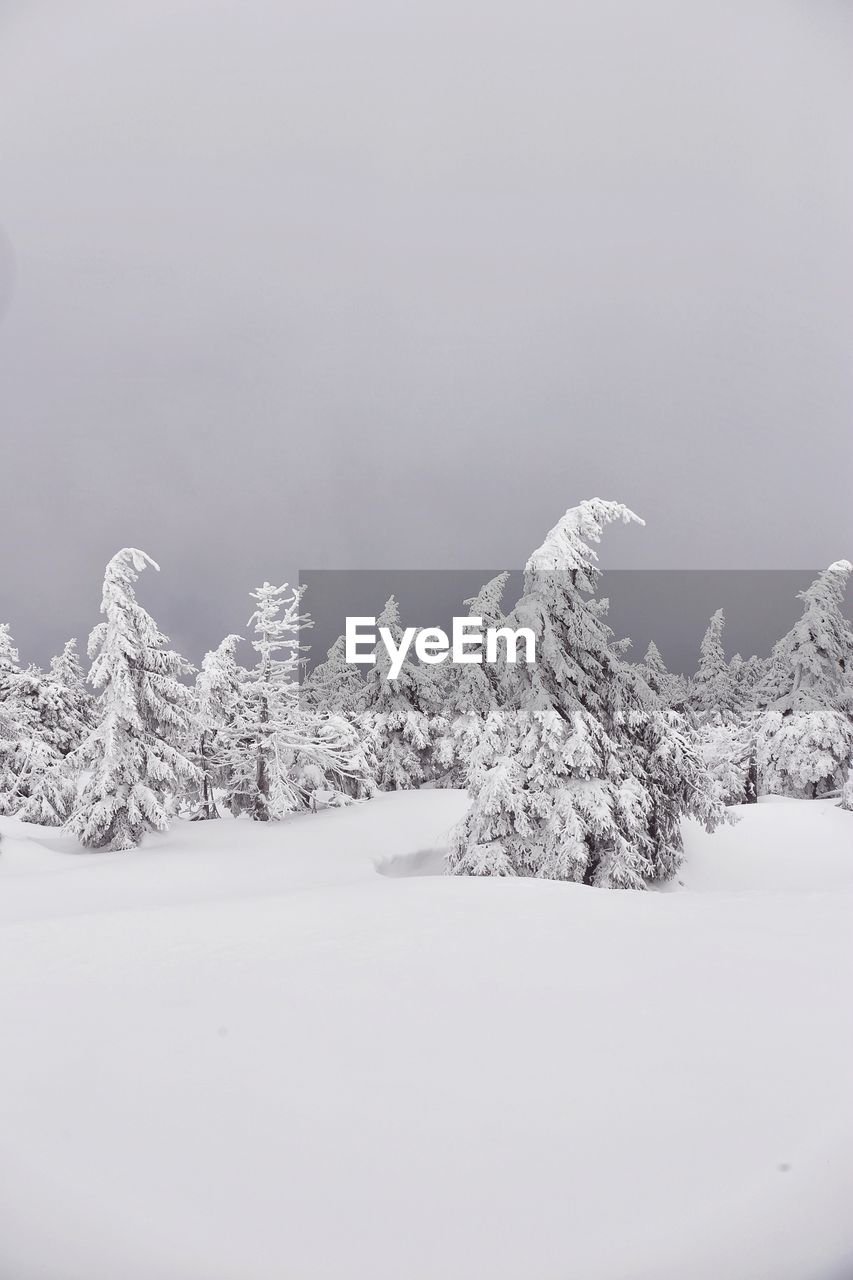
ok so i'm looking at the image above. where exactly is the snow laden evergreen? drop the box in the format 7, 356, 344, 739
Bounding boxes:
190, 634, 245, 820
46, 639, 96, 751
359, 596, 440, 790
304, 634, 377, 791
694, 722, 755, 806
0, 631, 91, 824
435, 573, 509, 786
689, 610, 742, 723
0, 625, 29, 813
16, 643, 93, 826
449, 500, 727, 887
757, 561, 853, 798
0, 629, 46, 819
306, 635, 366, 720
225, 584, 371, 818
641, 640, 688, 712
14, 728, 77, 827
66, 549, 200, 850
0, 623, 18, 680
686, 611, 760, 805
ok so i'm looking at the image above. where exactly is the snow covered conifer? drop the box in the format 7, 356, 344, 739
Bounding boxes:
690, 610, 739, 723
191, 634, 245, 820
10, 664, 77, 825
26, 639, 95, 761
0, 624, 19, 685
757, 561, 853, 798
17, 739, 77, 826
641, 640, 688, 712
359, 596, 439, 791
0, 634, 64, 819
737, 653, 768, 707
0, 638, 94, 826
450, 500, 727, 886
641, 641, 669, 696
306, 635, 366, 720
446, 709, 524, 875
66, 549, 200, 850
435, 572, 509, 786
451, 501, 651, 884
0, 625, 28, 810
46, 638, 95, 752
695, 721, 755, 806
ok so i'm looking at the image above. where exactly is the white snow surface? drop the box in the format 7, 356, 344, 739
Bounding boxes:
1, 793, 852, 1280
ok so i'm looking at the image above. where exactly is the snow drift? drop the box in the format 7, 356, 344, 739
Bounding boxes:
0, 794, 851, 1280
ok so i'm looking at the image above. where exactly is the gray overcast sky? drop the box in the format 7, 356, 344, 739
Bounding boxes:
1, 0, 851, 666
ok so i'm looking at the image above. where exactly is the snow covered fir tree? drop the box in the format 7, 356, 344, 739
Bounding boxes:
66, 549, 200, 850
434, 573, 510, 787
358, 596, 441, 790
448, 500, 728, 886
756, 560, 853, 799
0, 628, 93, 826
190, 633, 245, 821
0, 509, 850, 876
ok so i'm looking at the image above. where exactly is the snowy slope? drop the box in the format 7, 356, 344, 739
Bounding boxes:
1, 795, 851, 1280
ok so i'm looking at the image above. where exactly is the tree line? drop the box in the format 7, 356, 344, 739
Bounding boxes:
1, 500, 850, 885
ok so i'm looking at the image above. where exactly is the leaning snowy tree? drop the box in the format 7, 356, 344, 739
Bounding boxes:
66, 549, 200, 850
225, 582, 372, 819
757, 560, 853, 799
449, 499, 727, 886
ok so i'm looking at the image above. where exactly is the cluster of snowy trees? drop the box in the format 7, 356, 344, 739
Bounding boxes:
1, 502, 850, 883
0, 550, 373, 851
665, 561, 853, 812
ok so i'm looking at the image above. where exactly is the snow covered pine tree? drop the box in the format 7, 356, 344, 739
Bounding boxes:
757, 561, 853, 798
689, 610, 740, 722
688, 610, 760, 805
17, 639, 96, 825
0, 624, 38, 815
434, 573, 510, 787
640, 640, 688, 713
358, 595, 442, 790
0, 629, 91, 824
67, 549, 200, 850
191, 634, 245, 820
306, 635, 366, 721
449, 500, 726, 886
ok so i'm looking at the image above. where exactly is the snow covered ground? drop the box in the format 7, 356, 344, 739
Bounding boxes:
1, 794, 851, 1280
